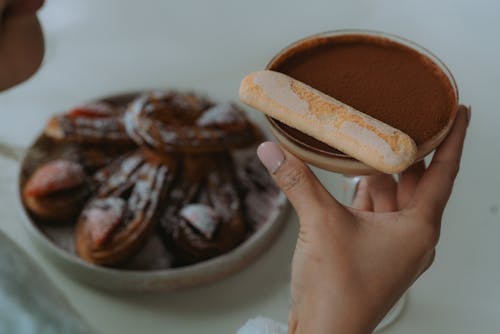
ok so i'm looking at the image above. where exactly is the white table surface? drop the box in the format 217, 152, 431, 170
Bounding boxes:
1, 0, 499, 333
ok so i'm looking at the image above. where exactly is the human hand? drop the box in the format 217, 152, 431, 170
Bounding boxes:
257, 105, 470, 334
0, 0, 44, 91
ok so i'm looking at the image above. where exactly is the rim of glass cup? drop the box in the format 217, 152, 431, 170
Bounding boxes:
265, 29, 459, 161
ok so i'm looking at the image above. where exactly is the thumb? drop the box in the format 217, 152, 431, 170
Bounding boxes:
257, 142, 341, 216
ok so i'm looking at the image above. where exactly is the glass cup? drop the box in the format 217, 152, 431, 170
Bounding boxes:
265, 29, 459, 175
265, 29, 459, 331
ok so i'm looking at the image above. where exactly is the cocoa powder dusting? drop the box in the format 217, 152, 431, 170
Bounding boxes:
270, 35, 457, 145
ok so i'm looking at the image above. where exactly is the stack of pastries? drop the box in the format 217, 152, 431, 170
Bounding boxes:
22, 91, 280, 267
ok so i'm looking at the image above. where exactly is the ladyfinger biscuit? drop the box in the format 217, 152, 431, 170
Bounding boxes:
239, 70, 417, 173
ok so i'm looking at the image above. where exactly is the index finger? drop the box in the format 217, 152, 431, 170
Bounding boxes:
413, 105, 470, 218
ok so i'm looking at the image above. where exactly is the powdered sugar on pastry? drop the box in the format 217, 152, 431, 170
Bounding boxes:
239, 70, 417, 173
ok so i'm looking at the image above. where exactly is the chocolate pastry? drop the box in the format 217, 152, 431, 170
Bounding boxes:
234, 151, 281, 231
45, 102, 134, 145
23, 160, 90, 222
73, 145, 133, 172
44, 102, 137, 173
75, 153, 176, 266
159, 153, 247, 265
124, 91, 257, 153
24, 90, 281, 269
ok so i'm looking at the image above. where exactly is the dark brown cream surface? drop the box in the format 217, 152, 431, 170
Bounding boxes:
269, 34, 457, 145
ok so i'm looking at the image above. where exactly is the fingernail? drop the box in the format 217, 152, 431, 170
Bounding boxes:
257, 142, 285, 174
466, 105, 472, 125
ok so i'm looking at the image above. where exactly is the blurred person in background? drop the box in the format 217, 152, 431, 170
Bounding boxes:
0, 0, 44, 91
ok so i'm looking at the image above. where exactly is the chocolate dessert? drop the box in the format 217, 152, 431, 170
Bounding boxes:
23, 160, 90, 222
269, 34, 457, 147
76, 153, 174, 266
45, 101, 134, 145
21, 91, 280, 268
125, 92, 256, 153
160, 153, 247, 265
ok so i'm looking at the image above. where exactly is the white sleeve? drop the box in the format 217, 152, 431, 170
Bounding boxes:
237, 317, 288, 334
